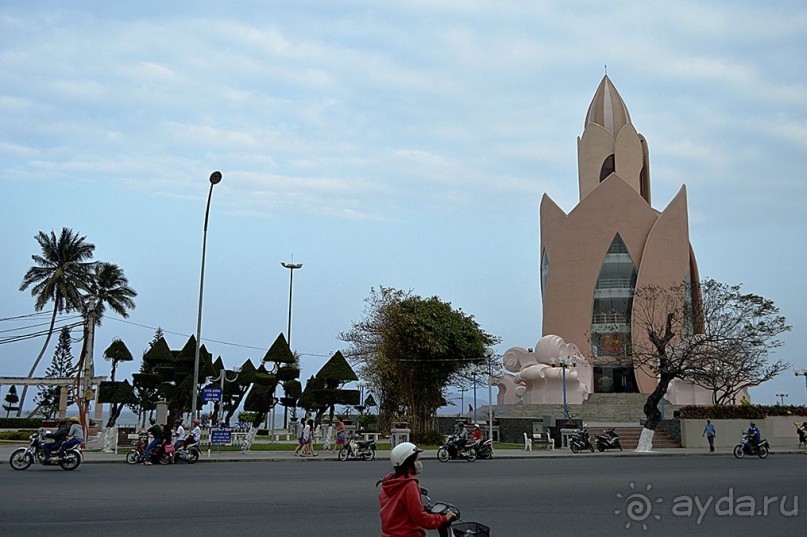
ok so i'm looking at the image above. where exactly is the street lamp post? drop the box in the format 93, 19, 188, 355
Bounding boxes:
796, 370, 807, 400
551, 355, 577, 420
485, 349, 495, 443
191, 171, 222, 422
472, 371, 477, 422
211, 367, 240, 427
280, 261, 302, 429
776, 392, 789, 406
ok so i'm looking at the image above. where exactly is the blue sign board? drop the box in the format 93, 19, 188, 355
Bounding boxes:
210, 428, 232, 445
202, 386, 222, 402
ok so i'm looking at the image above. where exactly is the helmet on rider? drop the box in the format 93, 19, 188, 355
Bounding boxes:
174, 419, 182, 424
193, 418, 200, 426
69, 416, 79, 423
474, 424, 480, 429
390, 442, 422, 469
750, 422, 756, 427
149, 417, 157, 425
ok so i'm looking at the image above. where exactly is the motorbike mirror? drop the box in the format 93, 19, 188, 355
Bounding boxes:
420, 487, 429, 496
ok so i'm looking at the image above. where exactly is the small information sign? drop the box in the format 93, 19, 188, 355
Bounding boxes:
210, 428, 232, 445
202, 386, 222, 402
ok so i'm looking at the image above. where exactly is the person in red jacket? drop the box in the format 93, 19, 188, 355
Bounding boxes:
378, 442, 456, 536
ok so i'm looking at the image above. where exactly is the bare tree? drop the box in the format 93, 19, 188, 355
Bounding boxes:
629, 278, 789, 449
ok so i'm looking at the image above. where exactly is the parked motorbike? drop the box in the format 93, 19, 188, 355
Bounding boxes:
436, 435, 477, 463
337, 432, 377, 461
9, 428, 82, 471
568, 427, 595, 453
421, 487, 490, 537
473, 438, 494, 460
595, 428, 622, 452
733, 433, 769, 459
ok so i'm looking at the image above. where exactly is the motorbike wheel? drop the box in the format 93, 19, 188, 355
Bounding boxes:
159, 453, 172, 465
59, 451, 81, 471
616, 441, 622, 451
570, 442, 580, 454
756, 445, 769, 459
9, 449, 33, 471
733, 445, 745, 459
589, 444, 595, 453
186, 449, 199, 464
465, 448, 477, 462
362, 449, 375, 462
597, 444, 605, 452
436, 447, 449, 463
337, 447, 350, 461
126, 451, 140, 464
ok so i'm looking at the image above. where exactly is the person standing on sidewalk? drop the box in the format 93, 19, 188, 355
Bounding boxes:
703, 419, 716, 452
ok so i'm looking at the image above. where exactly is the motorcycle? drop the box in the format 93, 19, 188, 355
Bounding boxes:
436, 435, 477, 463
421, 487, 490, 537
595, 428, 622, 452
568, 427, 595, 453
126, 434, 173, 465
162, 442, 201, 464
473, 438, 494, 460
9, 428, 82, 471
337, 432, 377, 461
733, 434, 769, 459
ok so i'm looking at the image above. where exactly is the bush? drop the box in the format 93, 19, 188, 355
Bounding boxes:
0, 418, 43, 429
359, 414, 378, 431
679, 404, 807, 420
0, 430, 36, 441
412, 429, 444, 446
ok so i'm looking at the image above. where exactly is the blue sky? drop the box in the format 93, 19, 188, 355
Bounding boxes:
1, 1, 805, 409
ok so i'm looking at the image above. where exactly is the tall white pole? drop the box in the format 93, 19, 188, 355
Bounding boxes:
191, 171, 222, 422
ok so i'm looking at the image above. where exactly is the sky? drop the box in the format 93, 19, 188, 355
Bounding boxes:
1, 1, 805, 413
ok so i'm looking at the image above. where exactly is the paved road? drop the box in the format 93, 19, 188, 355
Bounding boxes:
1, 452, 803, 536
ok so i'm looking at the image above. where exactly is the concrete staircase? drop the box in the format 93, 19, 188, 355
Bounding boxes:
498, 393, 681, 448
589, 426, 680, 449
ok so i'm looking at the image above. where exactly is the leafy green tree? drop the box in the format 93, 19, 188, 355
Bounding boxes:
34, 326, 77, 419
3, 385, 20, 417
340, 287, 498, 436
98, 380, 137, 427
18, 228, 96, 415
103, 338, 133, 383
243, 334, 299, 428
628, 278, 790, 445
86, 262, 137, 325
297, 351, 359, 424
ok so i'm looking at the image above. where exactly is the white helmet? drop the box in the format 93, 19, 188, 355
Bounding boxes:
390, 442, 422, 468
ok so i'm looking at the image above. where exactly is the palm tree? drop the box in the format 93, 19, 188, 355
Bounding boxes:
18, 228, 96, 416
87, 262, 137, 325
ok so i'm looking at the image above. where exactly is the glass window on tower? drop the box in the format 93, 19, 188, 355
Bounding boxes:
591, 234, 636, 357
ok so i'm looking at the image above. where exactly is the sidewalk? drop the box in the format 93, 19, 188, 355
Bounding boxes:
2, 441, 804, 464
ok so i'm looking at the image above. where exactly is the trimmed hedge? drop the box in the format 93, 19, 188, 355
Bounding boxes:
679, 404, 807, 420
0, 418, 43, 429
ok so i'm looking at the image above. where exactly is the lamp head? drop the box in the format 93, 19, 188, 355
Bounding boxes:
210, 171, 222, 184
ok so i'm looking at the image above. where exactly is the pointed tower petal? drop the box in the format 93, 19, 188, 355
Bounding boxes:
585, 75, 632, 136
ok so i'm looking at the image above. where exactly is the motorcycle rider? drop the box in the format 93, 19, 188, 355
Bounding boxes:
143, 417, 163, 465
173, 419, 186, 457
472, 424, 483, 443
56, 416, 83, 459
43, 419, 70, 460
454, 422, 469, 453
746, 421, 761, 450
796, 421, 807, 446
186, 418, 202, 447
378, 442, 456, 536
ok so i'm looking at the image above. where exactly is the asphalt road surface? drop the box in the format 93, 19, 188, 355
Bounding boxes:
1, 454, 803, 536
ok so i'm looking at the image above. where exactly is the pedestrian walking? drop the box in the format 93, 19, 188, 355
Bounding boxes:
703, 419, 716, 452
